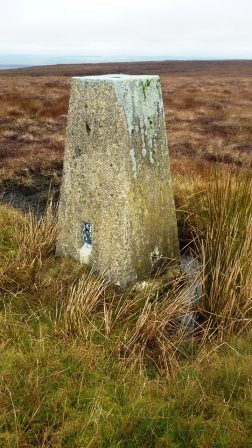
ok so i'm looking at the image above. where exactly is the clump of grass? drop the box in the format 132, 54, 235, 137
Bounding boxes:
0, 202, 57, 291
63, 269, 108, 339
123, 280, 191, 375
195, 170, 252, 336
61, 265, 194, 377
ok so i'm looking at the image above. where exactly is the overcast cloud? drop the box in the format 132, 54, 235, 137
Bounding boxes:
0, 0, 251, 59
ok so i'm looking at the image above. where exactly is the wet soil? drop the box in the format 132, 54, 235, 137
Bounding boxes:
0, 181, 59, 215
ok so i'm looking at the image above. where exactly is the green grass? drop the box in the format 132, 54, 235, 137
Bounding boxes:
0, 169, 251, 447
0, 298, 251, 448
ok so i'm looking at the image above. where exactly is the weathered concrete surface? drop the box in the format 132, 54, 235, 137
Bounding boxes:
56, 74, 179, 287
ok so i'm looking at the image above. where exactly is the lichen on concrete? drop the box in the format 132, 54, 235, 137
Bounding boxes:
112, 75, 163, 176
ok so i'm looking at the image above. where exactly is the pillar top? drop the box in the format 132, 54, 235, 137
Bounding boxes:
73, 74, 160, 82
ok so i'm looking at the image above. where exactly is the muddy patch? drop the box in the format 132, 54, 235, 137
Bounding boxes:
0, 182, 59, 216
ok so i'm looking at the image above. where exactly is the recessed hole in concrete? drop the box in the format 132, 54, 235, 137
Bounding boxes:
86, 121, 91, 134
80, 222, 92, 264
82, 222, 92, 247
74, 145, 81, 158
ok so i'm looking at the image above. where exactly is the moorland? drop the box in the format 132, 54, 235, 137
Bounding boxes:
0, 60, 251, 447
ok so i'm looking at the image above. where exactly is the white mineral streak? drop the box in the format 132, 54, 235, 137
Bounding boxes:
129, 148, 137, 178
113, 75, 163, 178
150, 246, 162, 264
79, 244, 92, 264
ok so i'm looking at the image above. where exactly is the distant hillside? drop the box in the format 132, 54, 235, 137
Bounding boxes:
1, 60, 252, 77
0, 64, 30, 70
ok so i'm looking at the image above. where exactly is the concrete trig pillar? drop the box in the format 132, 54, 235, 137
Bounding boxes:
57, 74, 179, 287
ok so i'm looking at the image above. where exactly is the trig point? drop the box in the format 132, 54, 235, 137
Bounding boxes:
57, 74, 179, 287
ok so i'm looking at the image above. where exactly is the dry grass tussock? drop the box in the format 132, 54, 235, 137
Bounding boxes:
173, 168, 252, 340
195, 171, 252, 337
0, 201, 57, 292
61, 260, 193, 375
121, 281, 195, 375
63, 269, 109, 339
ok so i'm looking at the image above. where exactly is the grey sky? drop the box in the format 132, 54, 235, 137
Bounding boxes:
1, 0, 251, 59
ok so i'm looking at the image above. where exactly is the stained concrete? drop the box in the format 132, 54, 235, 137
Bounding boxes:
56, 74, 179, 287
